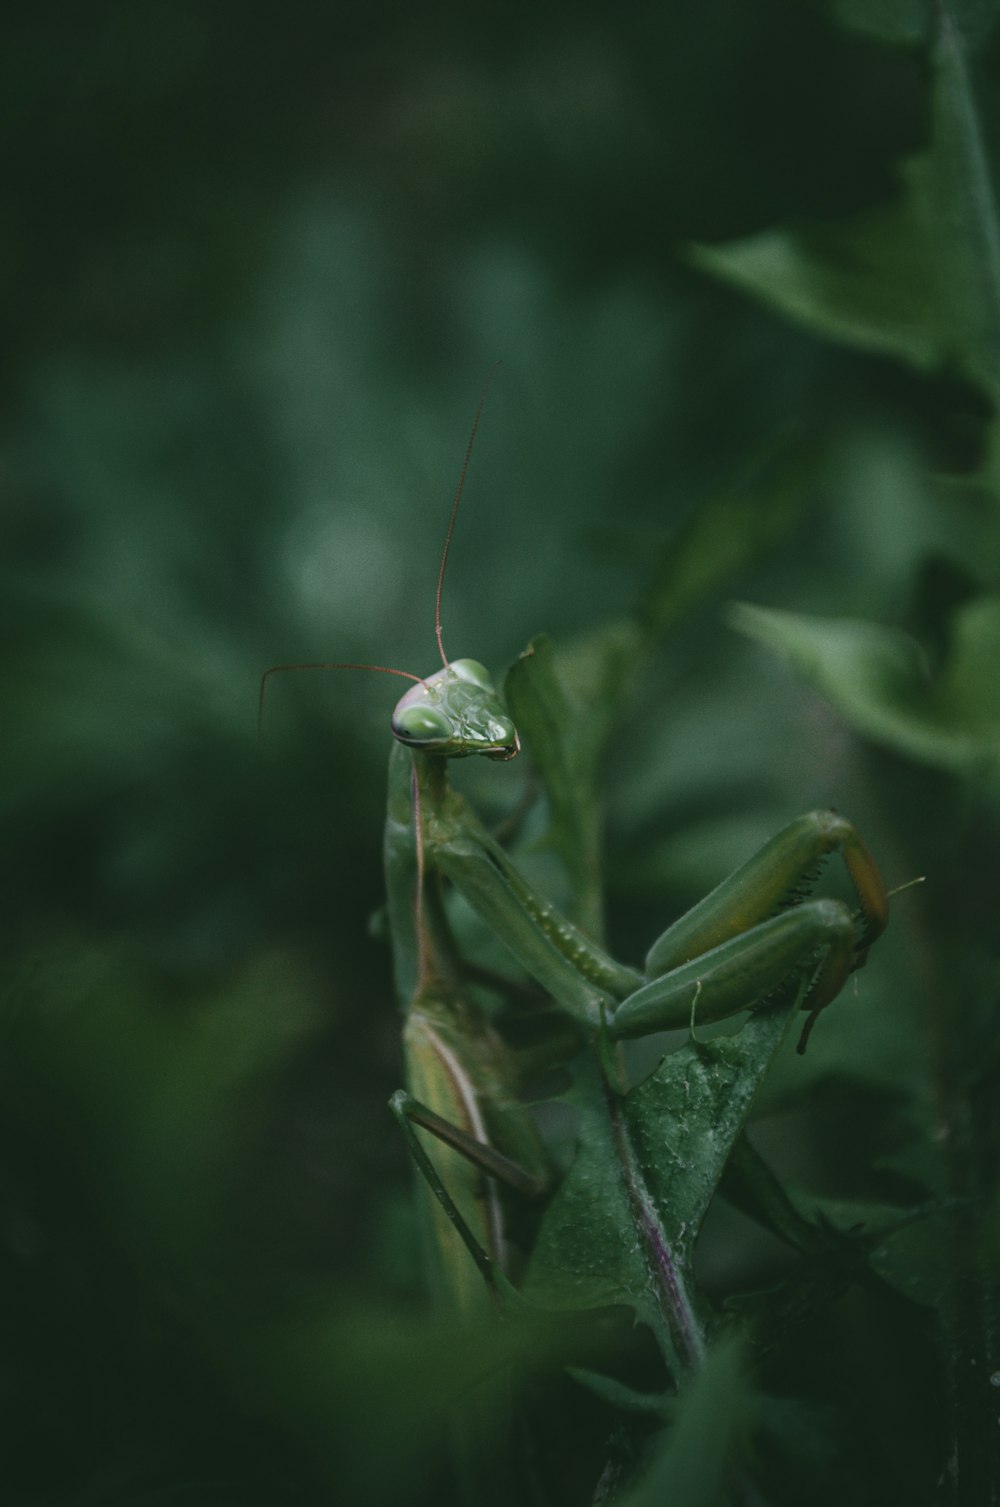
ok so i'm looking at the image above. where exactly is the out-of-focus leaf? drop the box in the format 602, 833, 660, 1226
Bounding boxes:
505, 634, 606, 934
825, 0, 932, 45
827, 0, 999, 48
689, 5, 1000, 406
227, 1291, 582, 1507
613, 1338, 748, 1506
0, 939, 586, 1505
820, 0, 1000, 48
688, 179, 943, 373
505, 432, 819, 933
730, 597, 1000, 783
0, 942, 327, 1278
638, 434, 821, 644
566, 1367, 673, 1416
551, 620, 645, 753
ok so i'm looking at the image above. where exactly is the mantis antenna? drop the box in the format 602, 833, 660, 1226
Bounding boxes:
259, 368, 505, 986
258, 361, 502, 726
434, 360, 501, 667
257, 662, 422, 739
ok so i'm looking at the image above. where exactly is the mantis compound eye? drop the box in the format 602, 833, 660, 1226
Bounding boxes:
449, 658, 493, 688
491, 713, 516, 745
393, 703, 453, 743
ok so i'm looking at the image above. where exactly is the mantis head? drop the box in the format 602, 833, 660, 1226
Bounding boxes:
392, 659, 519, 761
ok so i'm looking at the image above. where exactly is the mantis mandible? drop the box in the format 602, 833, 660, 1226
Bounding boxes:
259, 369, 890, 1336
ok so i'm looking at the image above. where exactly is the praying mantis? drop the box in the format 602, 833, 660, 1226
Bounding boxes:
260, 371, 890, 1457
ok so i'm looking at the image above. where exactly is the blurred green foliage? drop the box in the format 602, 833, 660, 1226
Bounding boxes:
4, 0, 1000, 1502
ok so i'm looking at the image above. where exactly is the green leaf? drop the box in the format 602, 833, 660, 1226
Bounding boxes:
626, 1010, 796, 1271
730, 597, 1000, 783
826, 0, 999, 49
504, 633, 605, 936
689, 4, 1000, 403
566, 1366, 673, 1416
505, 433, 821, 938
825, 0, 932, 46
689, 183, 943, 374
549, 620, 645, 743
614, 1337, 748, 1507
506, 627, 649, 939
524, 1006, 795, 1368
0, 942, 325, 1272
638, 433, 821, 644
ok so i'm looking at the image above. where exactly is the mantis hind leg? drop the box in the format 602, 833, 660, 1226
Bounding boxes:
390, 1089, 544, 1309
390, 1090, 502, 1304
393, 1091, 546, 1201
394, 1002, 548, 1312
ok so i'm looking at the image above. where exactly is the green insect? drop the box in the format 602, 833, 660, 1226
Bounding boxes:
260, 371, 889, 1332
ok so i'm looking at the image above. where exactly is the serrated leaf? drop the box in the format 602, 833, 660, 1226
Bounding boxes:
524, 1007, 795, 1368
731, 597, 1000, 783
626, 1010, 796, 1269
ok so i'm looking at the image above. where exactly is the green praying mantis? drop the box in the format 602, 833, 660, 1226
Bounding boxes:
260, 371, 890, 1356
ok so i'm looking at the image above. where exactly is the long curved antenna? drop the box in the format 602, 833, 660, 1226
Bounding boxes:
434, 359, 501, 668
258, 661, 423, 737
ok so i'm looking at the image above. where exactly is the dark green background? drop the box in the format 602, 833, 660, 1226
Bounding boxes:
4, 3, 1000, 1503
